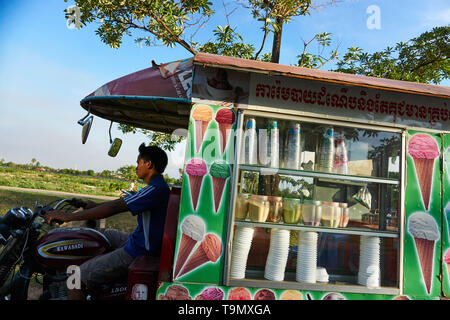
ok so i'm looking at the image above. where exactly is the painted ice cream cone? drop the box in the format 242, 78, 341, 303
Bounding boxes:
158, 285, 192, 300
210, 161, 231, 213
215, 108, 236, 155
195, 287, 224, 300
227, 287, 251, 300
185, 159, 207, 211
444, 249, 450, 280
280, 290, 303, 300
177, 233, 222, 278
446, 147, 450, 181
192, 104, 213, 153
254, 289, 276, 300
173, 215, 205, 278
408, 134, 440, 211
407, 211, 440, 294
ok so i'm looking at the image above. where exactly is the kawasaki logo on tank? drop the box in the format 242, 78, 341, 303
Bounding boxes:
38, 240, 90, 259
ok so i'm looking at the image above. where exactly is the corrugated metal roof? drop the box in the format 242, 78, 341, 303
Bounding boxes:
194, 52, 450, 99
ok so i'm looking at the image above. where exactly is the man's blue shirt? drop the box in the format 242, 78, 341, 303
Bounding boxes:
123, 175, 170, 258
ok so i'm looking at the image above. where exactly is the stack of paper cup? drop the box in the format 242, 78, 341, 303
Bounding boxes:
316, 267, 329, 283
264, 229, 290, 281
358, 236, 381, 287
230, 227, 255, 279
296, 231, 319, 283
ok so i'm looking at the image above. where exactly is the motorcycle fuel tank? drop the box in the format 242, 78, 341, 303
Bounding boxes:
34, 228, 111, 270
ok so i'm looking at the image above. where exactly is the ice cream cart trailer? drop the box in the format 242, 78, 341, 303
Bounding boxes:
81, 52, 450, 300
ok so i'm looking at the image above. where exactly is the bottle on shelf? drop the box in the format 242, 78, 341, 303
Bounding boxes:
317, 127, 335, 173
284, 122, 301, 170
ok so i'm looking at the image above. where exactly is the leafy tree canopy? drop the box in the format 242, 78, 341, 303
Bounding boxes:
65, 1, 449, 151
335, 26, 450, 84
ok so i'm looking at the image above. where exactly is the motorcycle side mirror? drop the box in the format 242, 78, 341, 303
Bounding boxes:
108, 138, 122, 157
78, 114, 93, 145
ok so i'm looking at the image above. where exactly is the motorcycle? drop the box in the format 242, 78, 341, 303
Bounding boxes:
0, 198, 130, 300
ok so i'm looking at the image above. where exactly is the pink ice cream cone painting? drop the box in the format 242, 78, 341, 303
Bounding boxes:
407, 211, 440, 294
195, 287, 224, 300
192, 104, 213, 153
215, 108, 236, 155
176, 233, 222, 279
185, 159, 207, 211
445, 249, 450, 281
408, 134, 440, 211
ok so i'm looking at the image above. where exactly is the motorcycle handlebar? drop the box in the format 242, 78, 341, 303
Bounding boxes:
53, 198, 83, 210
37, 198, 86, 225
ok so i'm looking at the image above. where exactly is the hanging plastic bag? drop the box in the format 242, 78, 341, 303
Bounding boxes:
353, 186, 372, 209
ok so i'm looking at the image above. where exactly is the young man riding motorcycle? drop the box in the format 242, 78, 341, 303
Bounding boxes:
44, 143, 170, 300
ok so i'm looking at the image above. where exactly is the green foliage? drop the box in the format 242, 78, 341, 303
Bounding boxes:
65, 0, 214, 54
99, 169, 115, 178
296, 32, 339, 68
118, 123, 184, 151
335, 26, 450, 84
102, 181, 128, 192
116, 165, 137, 180
198, 25, 255, 59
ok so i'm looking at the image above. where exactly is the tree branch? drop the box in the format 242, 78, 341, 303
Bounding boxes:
254, 6, 272, 60
146, 9, 198, 55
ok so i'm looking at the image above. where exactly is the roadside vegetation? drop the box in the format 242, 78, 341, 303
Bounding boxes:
0, 166, 140, 197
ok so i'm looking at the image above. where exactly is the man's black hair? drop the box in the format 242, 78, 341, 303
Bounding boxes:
138, 143, 168, 174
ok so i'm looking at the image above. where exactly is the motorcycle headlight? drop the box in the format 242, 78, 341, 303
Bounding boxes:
2, 207, 33, 229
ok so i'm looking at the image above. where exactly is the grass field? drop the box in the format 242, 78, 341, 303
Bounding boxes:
0, 189, 138, 233
0, 167, 153, 299
0, 166, 147, 198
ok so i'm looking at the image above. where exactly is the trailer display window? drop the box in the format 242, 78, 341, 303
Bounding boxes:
227, 113, 401, 294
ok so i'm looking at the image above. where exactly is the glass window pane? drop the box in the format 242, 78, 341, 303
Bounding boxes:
231, 112, 402, 292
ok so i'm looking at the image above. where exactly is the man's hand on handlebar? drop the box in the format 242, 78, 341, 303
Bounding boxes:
70, 198, 98, 210
44, 210, 70, 225
83, 200, 98, 210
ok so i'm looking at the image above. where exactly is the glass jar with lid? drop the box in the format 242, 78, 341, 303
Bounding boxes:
282, 198, 302, 224
321, 201, 340, 228
301, 200, 322, 226
235, 193, 250, 220
338, 202, 349, 228
248, 195, 270, 222
267, 196, 283, 223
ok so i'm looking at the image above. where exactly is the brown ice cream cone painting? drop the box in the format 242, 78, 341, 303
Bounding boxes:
174, 234, 196, 278
414, 237, 435, 294
413, 158, 435, 211
215, 108, 236, 155
188, 175, 203, 210
218, 123, 232, 154
408, 134, 440, 211
407, 212, 440, 294
185, 159, 207, 211
173, 215, 205, 278
209, 161, 231, 213
192, 105, 213, 153
212, 177, 227, 212
177, 233, 222, 279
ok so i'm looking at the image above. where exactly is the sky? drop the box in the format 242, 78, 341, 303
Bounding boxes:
0, 0, 449, 179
